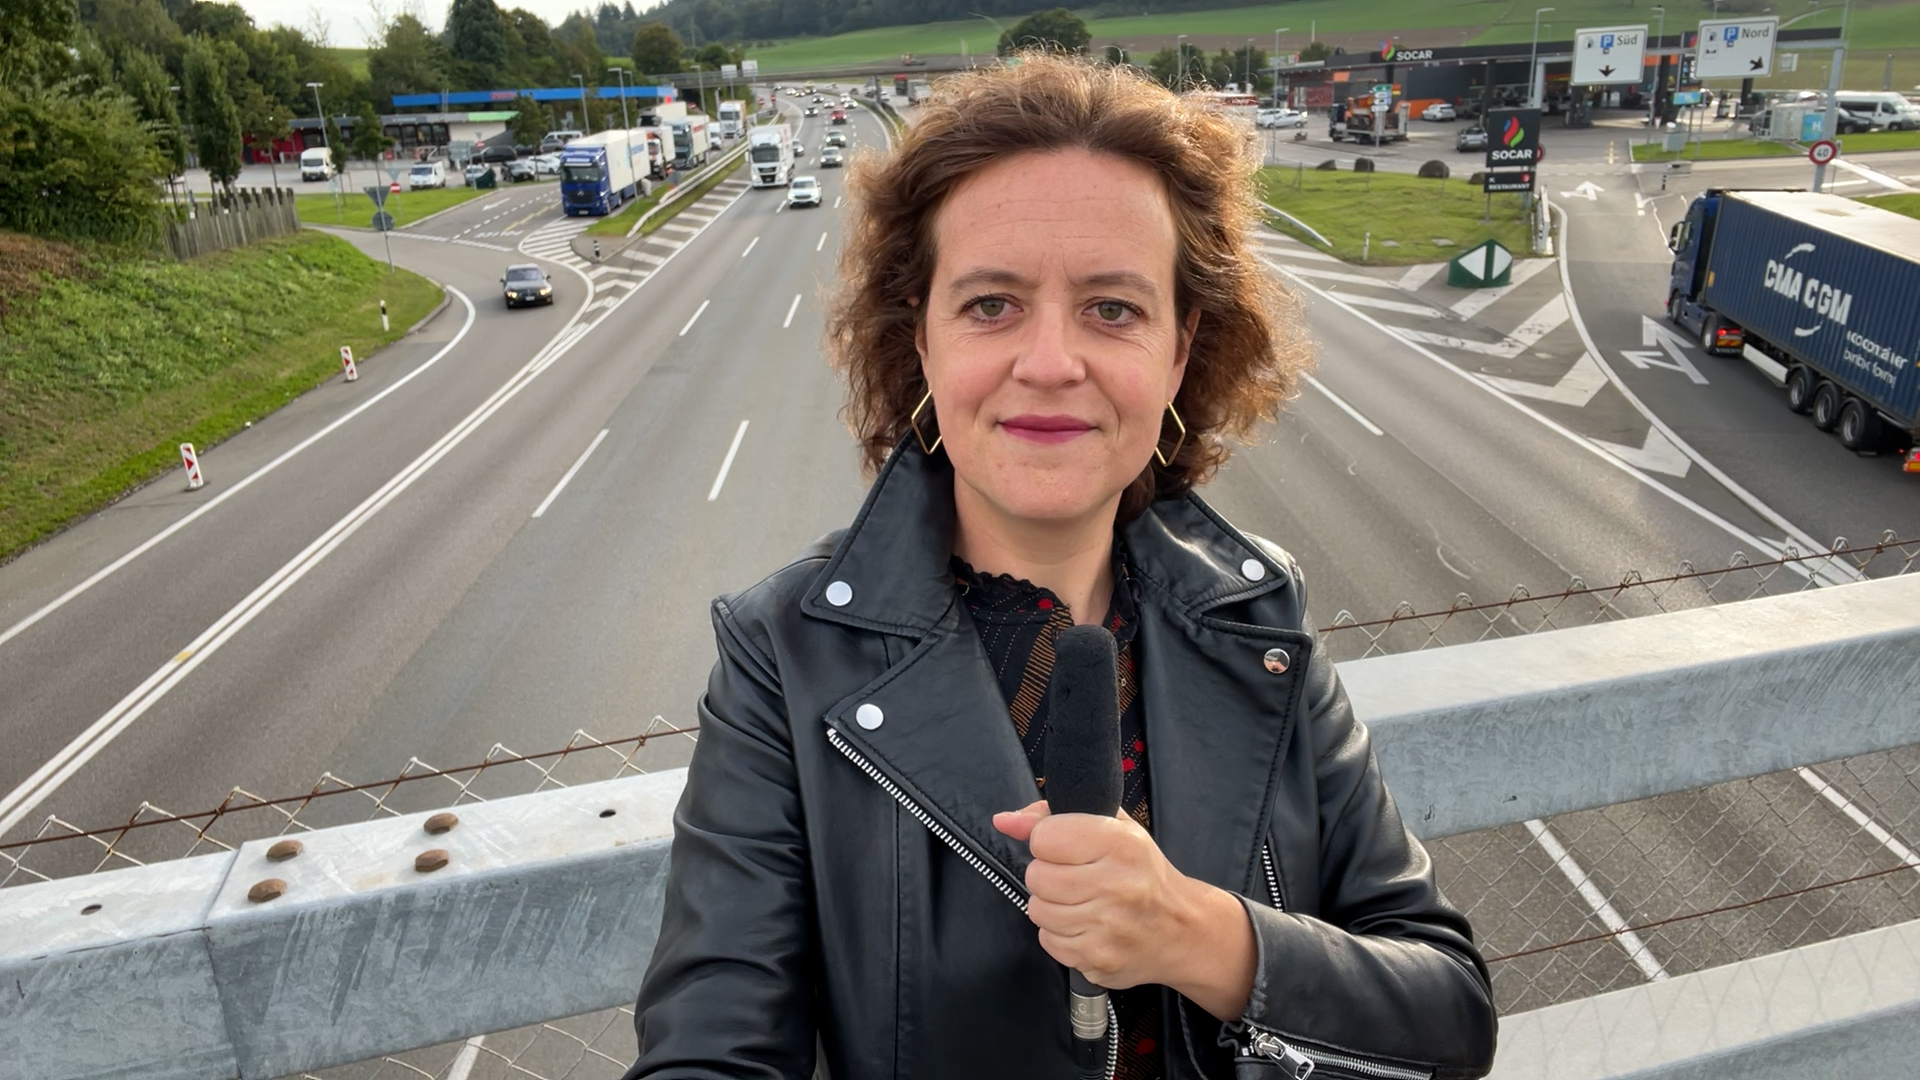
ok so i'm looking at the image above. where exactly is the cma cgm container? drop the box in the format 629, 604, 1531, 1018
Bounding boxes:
1667, 189, 1920, 454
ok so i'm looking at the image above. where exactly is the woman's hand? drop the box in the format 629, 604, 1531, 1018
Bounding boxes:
992, 800, 1255, 1020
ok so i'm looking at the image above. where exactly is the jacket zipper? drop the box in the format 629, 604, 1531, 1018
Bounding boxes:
826, 726, 1120, 1079
1237, 1026, 1433, 1080
1261, 841, 1284, 911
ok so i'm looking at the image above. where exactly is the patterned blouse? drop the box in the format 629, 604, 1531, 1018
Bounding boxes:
952, 546, 1164, 1080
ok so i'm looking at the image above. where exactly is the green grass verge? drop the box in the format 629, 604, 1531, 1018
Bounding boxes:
294, 184, 488, 229
584, 157, 748, 239
0, 231, 441, 561
1630, 138, 1804, 162
1836, 130, 1920, 153
1258, 165, 1535, 266
1859, 192, 1920, 220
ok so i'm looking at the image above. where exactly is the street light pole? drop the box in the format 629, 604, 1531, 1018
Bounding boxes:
1529, 7, 1555, 109
1177, 33, 1188, 89
1245, 38, 1253, 90
1271, 28, 1290, 107
306, 80, 342, 221
609, 67, 631, 129
1647, 6, 1666, 145
573, 74, 591, 135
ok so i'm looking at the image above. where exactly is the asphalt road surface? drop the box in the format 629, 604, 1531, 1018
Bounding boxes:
3, 90, 1916, 1036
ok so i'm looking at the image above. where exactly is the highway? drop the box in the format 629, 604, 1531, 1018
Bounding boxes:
3, 90, 1917, 1028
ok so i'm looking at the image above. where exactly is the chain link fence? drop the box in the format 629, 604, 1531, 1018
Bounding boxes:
6, 534, 1917, 1079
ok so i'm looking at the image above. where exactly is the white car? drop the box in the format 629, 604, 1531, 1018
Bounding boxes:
1257, 108, 1307, 128
787, 176, 822, 208
532, 153, 561, 176
1422, 102, 1458, 121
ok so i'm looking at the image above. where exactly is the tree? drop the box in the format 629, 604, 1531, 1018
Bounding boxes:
119, 48, 187, 180
445, 0, 509, 87
996, 8, 1090, 56
351, 101, 391, 164
1147, 42, 1204, 90
630, 22, 681, 78
367, 12, 448, 105
509, 93, 546, 147
2, 0, 75, 87
0, 82, 167, 243
324, 109, 348, 180
184, 37, 244, 191
1299, 41, 1333, 64
236, 79, 291, 186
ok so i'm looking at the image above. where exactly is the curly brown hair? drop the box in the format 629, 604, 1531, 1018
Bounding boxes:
826, 53, 1311, 519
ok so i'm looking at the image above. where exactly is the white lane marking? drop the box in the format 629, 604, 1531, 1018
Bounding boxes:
1527, 819, 1670, 983
775, 199, 786, 214
679, 298, 711, 336
531, 429, 610, 518
1305, 376, 1383, 436
817, 231, 828, 252
1547, 205, 1850, 577
1328, 292, 1443, 318
834, 196, 842, 209
1286, 266, 1408, 289
1797, 767, 1920, 877
1449, 259, 1555, 319
1832, 158, 1917, 192
784, 293, 802, 328
1396, 295, 1569, 356
708, 420, 749, 502
480, 199, 507, 211
0, 294, 610, 840
1265, 257, 1824, 575
1482, 351, 1610, 409
0, 292, 478, 652
741, 235, 759, 258
1397, 263, 1446, 291
447, 1037, 487, 1080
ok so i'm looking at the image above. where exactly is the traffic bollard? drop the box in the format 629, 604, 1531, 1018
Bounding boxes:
340, 345, 358, 382
381, 299, 389, 332
593, 239, 602, 261
180, 443, 204, 490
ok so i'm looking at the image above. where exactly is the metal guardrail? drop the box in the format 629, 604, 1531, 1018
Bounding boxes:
4, 574, 1918, 1078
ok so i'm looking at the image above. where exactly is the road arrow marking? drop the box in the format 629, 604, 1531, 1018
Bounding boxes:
1593, 427, 1692, 477
1560, 180, 1604, 201
1625, 316, 1708, 384
1481, 350, 1609, 407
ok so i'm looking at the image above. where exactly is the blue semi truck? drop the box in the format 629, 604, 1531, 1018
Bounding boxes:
1667, 189, 1920, 456
559, 130, 643, 216
1666, 189, 1920, 453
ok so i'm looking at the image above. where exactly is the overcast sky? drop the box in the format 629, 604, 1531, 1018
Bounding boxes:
238, 0, 648, 49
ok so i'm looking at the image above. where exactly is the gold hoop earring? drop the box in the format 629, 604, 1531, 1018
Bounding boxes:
910, 390, 942, 455
1154, 401, 1186, 467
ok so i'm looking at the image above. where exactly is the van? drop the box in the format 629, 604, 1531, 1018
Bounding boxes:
407, 160, 447, 189
539, 130, 584, 153
299, 147, 335, 181
1833, 92, 1918, 131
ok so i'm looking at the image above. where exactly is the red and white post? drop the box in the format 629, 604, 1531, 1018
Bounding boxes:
179, 443, 204, 490
339, 345, 358, 382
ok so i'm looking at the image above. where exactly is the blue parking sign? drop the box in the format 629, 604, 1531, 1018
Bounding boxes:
1600, 33, 1615, 51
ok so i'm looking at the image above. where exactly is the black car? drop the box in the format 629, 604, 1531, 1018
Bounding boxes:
505, 159, 537, 182
501, 264, 554, 308
480, 142, 518, 164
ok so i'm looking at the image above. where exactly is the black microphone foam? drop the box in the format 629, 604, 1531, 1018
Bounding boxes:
1045, 625, 1122, 819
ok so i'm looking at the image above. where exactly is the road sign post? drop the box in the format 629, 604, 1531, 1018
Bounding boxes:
1808, 139, 1838, 166
365, 185, 397, 270
1573, 25, 1648, 86
179, 443, 204, 490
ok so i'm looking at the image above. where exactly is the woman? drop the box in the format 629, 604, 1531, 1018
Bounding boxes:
628, 56, 1496, 1080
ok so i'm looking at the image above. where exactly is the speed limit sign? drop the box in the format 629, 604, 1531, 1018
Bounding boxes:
1808, 139, 1838, 165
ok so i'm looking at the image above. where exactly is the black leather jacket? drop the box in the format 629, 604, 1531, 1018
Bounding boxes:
627, 443, 1497, 1080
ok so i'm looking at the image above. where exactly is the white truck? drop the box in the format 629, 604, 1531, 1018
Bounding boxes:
717, 99, 747, 139
671, 117, 711, 170
299, 146, 335, 181
907, 78, 932, 105
748, 123, 794, 188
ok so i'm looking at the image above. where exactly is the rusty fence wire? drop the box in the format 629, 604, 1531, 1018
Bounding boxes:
5, 534, 1918, 1079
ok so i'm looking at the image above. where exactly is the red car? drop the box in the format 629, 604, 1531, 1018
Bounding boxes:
830, 109, 848, 125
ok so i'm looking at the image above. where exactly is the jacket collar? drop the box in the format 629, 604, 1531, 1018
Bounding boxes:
801, 437, 1289, 636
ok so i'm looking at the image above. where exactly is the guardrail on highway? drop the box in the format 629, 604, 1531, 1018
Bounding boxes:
5, 571, 1918, 1080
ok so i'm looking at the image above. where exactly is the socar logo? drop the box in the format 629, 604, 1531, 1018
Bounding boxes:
1502, 116, 1525, 146
1380, 40, 1395, 60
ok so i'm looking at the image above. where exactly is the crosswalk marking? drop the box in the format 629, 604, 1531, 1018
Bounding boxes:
1394, 295, 1569, 358
1329, 292, 1444, 318
1450, 259, 1555, 319
1397, 263, 1446, 291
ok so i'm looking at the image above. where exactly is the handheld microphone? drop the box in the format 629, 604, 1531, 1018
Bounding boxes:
1045, 625, 1122, 1080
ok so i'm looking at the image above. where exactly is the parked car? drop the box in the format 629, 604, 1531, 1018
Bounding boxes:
1257, 108, 1307, 128
1456, 124, 1488, 152
505, 158, 537, 182
480, 142, 518, 164
821, 145, 845, 167
532, 153, 561, 176
787, 176, 822, 208
825, 130, 848, 147
1423, 102, 1458, 121
500, 264, 554, 308
539, 130, 583, 153
407, 160, 447, 189
463, 163, 493, 186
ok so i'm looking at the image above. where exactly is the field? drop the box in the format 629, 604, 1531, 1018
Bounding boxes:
294, 184, 488, 228
1257, 165, 1535, 266
0, 231, 440, 561
747, 0, 1920, 91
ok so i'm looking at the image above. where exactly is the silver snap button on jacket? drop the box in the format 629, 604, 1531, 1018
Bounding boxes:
855, 703, 884, 730
1241, 558, 1267, 582
825, 580, 853, 607
1263, 648, 1290, 674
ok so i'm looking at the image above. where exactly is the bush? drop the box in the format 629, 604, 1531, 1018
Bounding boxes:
1315, 159, 1339, 171
1418, 159, 1450, 179
0, 82, 167, 246
1353, 157, 1376, 173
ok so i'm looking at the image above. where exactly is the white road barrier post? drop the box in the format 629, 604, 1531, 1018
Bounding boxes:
179, 443, 204, 490
340, 345, 359, 382
380, 299, 389, 333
